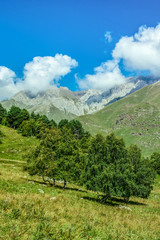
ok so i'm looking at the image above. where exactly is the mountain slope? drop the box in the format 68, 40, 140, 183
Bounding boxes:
1, 76, 159, 122
78, 81, 160, 156
0, 125, 39, 161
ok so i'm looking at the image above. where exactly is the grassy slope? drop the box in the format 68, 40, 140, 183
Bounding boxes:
0, 161, 160, 239
0, 124, 160, 239
0, 125, 39, 161
78, 81, 160, 156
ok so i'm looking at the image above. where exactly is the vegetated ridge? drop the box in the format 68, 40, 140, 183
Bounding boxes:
1, 76, 159, 122
78, 81, 160, 156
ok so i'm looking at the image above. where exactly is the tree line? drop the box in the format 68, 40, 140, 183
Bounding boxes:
0, 103, 160, 202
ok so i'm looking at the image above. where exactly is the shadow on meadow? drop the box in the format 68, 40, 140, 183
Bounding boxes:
28, 178, 146, 207
83, 195, 147, 206
28, 178, 87, 193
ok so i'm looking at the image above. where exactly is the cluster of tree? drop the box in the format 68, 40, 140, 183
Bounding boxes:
0, 104, 88, 139
0, 104, 159, 202
0, 104, 57, 137
26, 127, 156, 202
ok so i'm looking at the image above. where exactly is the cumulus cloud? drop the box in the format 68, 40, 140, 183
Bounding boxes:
78, 60, 126, 89
21, 54, 78, 94
78, 24, 160, 90
0, 67, 18, 99
113, 24, 160, 75
105, 31, 112, 43
0, 54, 78, 99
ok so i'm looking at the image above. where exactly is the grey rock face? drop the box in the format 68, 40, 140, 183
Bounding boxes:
1, 76, 159, 122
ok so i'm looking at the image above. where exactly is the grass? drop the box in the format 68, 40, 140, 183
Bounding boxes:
0, 159, 160, 239
0, 125, 39, 161
78, 82, 160, 157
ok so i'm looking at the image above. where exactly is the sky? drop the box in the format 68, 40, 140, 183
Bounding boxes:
1, 0, 160, 99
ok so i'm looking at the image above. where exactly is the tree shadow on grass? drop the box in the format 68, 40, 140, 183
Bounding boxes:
82, 195, 147, 206
82, 196, 119, 206
27, 179, 87, 193
53, 184, 87, 193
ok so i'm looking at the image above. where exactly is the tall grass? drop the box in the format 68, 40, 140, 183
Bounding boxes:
0, 161, 160, 240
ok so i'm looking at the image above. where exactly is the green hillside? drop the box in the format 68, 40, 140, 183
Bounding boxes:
78, 81, 160, 156
0, 125, 39, 161
0, 154, 160, 239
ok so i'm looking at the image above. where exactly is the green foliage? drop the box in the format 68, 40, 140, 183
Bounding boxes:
69, 119, 84, 139
27, 128, 61, 182
6, 106, 30, 129
0, 104, 7, 124
1, 105, 155, 201
150, 152, 160, 175
82, 134, 155, 201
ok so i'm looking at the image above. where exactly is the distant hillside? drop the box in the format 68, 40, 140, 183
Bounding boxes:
78, 81, 160, 156
1, 76, 159, 122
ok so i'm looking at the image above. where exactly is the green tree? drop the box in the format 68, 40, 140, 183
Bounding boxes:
26, 128, 61, 184
0, 104, 7, 124
55, 127, 79, 188
69, 120, 84, 139
128, 145, 155, 199
19, 119, 37, 136
150, 152, 160, 175
6, 106, 29, 129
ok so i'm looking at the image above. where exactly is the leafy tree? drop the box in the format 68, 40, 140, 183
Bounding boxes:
58, 119, 69, 129
6, 106, 29, 129
69, 120, 84, 139
82, 134, 108, 194
26, 128, 61, 183
19, 119, 37, 136
150, 152, 160, 175
128, 145, 155, 199
55, 127, 79, 188
0, 104, 7, 124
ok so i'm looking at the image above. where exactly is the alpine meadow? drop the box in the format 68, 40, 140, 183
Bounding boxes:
1, 1, 160, 239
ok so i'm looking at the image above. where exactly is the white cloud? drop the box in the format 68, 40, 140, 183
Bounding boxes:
0, 67, 18, 100
77, 59, 126, 89
21, 54, 78, 94
78, 24, 160, 90
112, 24, 160, 75
0, 54, 78, 99
105, 31, 112, 43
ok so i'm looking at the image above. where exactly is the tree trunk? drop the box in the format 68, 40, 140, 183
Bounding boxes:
124, 196, 129, 203
53, 179, 56, 186
97, 192, 99, 200
64, 180, 66, 189
42, 175, 45, 182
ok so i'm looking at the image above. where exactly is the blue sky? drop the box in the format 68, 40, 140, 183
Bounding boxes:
1, 0, 160, 98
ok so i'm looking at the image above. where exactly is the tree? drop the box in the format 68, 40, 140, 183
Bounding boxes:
55, 127, 79, 188
19, 119, 37, 136
58, 119, 69, 129
6, 106, 29, 129
26, 128, 61, 184
150, 152, 160, 175
81, 134, 109, 195
128, 145, 155, 199
0, 104, 7, 124
69, 120, 84, 139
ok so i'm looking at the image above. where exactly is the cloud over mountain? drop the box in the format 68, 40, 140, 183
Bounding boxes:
77, 24, 160, 90
113, 24, 160, 75
0, 66, 18, 99
0, 54, 78, 99
77, 60, 125, 89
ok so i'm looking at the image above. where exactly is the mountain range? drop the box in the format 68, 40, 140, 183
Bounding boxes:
1, 76, 159, 122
